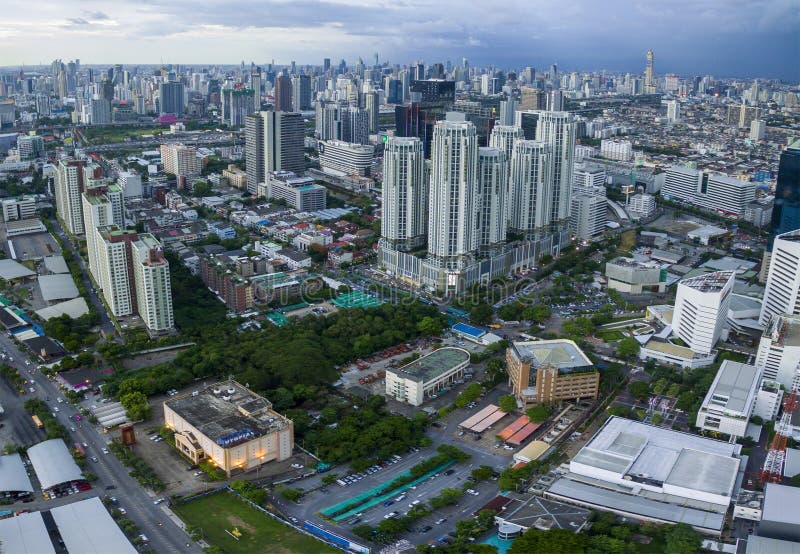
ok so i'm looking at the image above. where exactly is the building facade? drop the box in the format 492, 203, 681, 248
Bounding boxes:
381, 137, 427, 251
760, 230, 800, 326
54, 159, 86, 235
672, 271, 735, 355
696, 360, 760, 438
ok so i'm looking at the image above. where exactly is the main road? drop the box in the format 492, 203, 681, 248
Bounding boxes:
0, 333, 200, 553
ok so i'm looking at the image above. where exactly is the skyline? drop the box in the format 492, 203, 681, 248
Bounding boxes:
1, 0, 799, 80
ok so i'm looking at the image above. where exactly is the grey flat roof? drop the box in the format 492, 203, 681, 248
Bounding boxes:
27, 439, 83, 489
746, 535, 800, 554
50, 496, 136, 554
573, 417, 740, 494
0, 511, 55, 554
763, 483, 800, 526
701, 360, 759, 414
38, 274, 80, 302
512, 339, 592, 370
165, 381, 289, 444
42, 255, 69, 274
0, 453, 33, 493
784, 449, 800, 478
547, 478, 725, 531
0, 259, 35, 280
392, 347, 470, 383
664, 448, 740, 496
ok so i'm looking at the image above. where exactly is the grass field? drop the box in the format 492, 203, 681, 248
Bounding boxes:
173, 491, 338, 554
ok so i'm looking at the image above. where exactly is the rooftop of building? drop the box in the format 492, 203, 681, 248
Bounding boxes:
701, 360, 759, 414
607, 257, 662, 269
678, 270, 734, 293
511, 339, 593, 371
763, 314, 800, 347
572, 416, 740, 497
165, 380, 290, 446
763, 483, 800, 525
776, 229, 800, 244
391, 347, 470, 384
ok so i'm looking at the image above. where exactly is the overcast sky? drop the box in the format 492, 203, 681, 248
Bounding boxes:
1, 0, 798, 79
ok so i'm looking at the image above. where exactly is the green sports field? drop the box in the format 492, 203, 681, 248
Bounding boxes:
173, 491, 337, 554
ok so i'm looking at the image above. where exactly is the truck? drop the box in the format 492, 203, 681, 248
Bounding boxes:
31, 415, 43, 429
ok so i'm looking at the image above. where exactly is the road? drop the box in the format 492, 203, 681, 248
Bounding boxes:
0, 333, 199, 553
48, 217, 116, 337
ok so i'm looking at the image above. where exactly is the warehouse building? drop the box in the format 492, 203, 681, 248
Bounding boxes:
506, 339, 599, 407
759, 483, 800, 542
0, 453, 34, 498
546, 416, 742, 536
386, 347, 471, 406
0, 511, 55, 554
164, 380, 294, 477
27, 439, 85, 494
50, 497, 137, 554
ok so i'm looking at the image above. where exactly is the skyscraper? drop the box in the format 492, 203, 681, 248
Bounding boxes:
221, 88, 255, 127
760, 229, 800, 326
315, 101, 342, 141
54, 159, 86, 235
158, 81, 185, 115
770, 140, 800, 245
644, 50, 656, 94
292, 75, 311, 111
666, 100, 680, 123
341, 107, 370, 145
535, 111, 576, 231
427, 113, 479, 269
263, 110, 305, 175
82, 186, 125, 283
245, 113, 265, 195
365, 91, 379, 133
95, 228, 139, 317
273, 75, 293, 111
382, 137, 427, 251
477, 147, 508, 249
132, 235, 174, 334
507, 140, 551, 237
498, 97, 517, 126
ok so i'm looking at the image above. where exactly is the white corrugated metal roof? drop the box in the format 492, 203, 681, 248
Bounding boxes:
0, 453, 33, 493
50, 497, 136, 554
27, 439, 83, 490
37, 274, 80, 302
0, 511, 55, 554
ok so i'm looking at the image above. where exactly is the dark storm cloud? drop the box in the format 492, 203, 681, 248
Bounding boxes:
3, 0, 798, 79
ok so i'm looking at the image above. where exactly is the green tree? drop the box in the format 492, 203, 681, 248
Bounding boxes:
417, 316, 443, 336
616, 337, 640, 360
664, 523, 702, 554
627, 381, 650, 401
523, 304, 552, 324
676, 391, 696, 411
119, 391, 151, 421
509, 528, 588, 554
469, 302, 494, 324
498, 394, 517, 413
526, 405, 552, 422
470, 465, 494, 481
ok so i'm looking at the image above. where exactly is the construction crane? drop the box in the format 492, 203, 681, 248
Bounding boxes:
761, 390, 798, 484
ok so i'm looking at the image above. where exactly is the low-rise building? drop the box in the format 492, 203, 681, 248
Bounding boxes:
605, 257, 667, 294
164, 380, 294, 476
262, 171, 327, 212
319, 140, 374, 176
628, 193, 656, 219
753, 379, 784, 422
506, 339, 598, 407
696, 360, 760, 438
222, 164, 247, 190
385, 347, 470, 406
1, 195, 37, 221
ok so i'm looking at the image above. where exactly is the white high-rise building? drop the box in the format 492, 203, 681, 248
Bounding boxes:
750, 119, 766, 141
82, 186, 124, 284
535, 111, 576, 230
96, 228, 138, 317
508, 140, 551, 237
54, 159, 86, 235
477, 147, 508, 249
570, 194, 607, 240
600, 139, 633, 161
381, 137, 427, 251
760, 230, 800, 326
666, 100, 680, 123
662, 166, 756, 218
489, 125, 524, 166
427, 113, 479, 269
117, 171, 142, 200
672, 271, 735, 355
756, 314, 800, 392
133, 235, 174, 334
160, 144, 202, 178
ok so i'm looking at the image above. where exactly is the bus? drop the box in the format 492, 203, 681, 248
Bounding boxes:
31, 415, 43, 429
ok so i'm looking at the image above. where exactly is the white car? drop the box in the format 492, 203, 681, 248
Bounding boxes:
102, 448, 109, 454
290, 463, 304, 469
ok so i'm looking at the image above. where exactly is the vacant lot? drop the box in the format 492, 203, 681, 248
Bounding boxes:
173, 491, 337, 554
